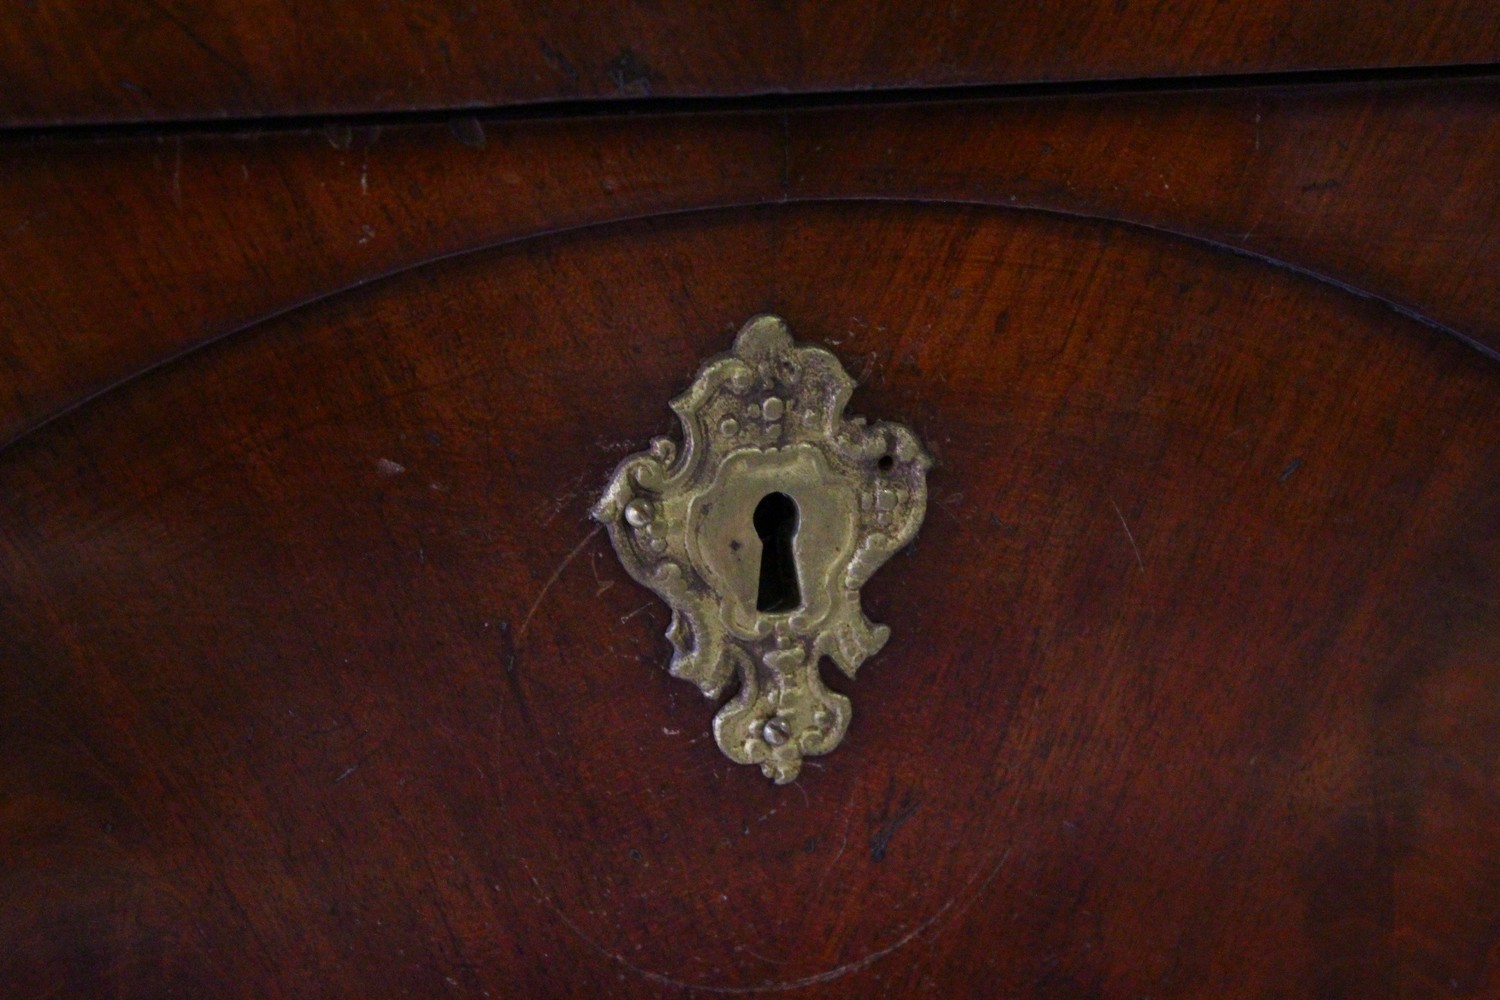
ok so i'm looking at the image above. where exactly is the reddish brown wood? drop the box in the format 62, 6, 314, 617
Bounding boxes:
789, 79, 1500, 362
3, 203, 1498, 998
0, 113, 783, 449
7, 79, 1500, 451
2, 1, 1500, 125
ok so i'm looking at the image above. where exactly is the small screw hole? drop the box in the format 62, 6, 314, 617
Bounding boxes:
877, 454, 895, 472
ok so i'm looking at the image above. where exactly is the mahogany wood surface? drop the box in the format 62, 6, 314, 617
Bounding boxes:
4, 199, 1499, 998
6, 78, 1500, 452
3, 1, 1500, 126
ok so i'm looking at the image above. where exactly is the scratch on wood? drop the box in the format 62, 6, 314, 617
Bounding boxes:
589, 548, 615, 595
324, 122, 353, 150
738, 944, 792, 967
870, 799, 919, 862
334, 740, 386, 783
934, 490, 964, 524
520, 842, 1011, 994
619, 602, 653, 625
539, 470, 590, 527
811, 784, 858, 899
1110, 499, 1145, 575
450, 117, 487, 149
515, 525, 602, 652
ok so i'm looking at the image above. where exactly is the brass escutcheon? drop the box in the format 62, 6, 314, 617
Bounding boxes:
593, 316, 930, 782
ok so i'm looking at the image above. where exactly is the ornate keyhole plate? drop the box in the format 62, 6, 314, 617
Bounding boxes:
593, 316, 931, 782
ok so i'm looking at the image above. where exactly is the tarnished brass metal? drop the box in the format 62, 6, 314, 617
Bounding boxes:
593, 316, 930, 782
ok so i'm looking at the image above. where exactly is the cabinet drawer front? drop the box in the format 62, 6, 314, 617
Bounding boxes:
4, 201, 1497, 998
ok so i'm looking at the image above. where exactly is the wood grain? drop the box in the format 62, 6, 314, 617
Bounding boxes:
6, 78, 1500, 452
0, 112, 783, 449
4, 202, 1498, 997
2, 1, 1500, 126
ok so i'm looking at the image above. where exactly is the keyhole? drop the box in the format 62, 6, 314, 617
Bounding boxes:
753, 492, 801, 613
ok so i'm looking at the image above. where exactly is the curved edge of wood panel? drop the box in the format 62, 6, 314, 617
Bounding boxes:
6, 80, 1500, 451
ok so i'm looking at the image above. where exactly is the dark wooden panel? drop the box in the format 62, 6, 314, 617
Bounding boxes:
3, 203, 1497, 997
2, 1, 1500, 126
790, 79, 1500, 364
6, 79, 1500, 452
0, 112, 783, 449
